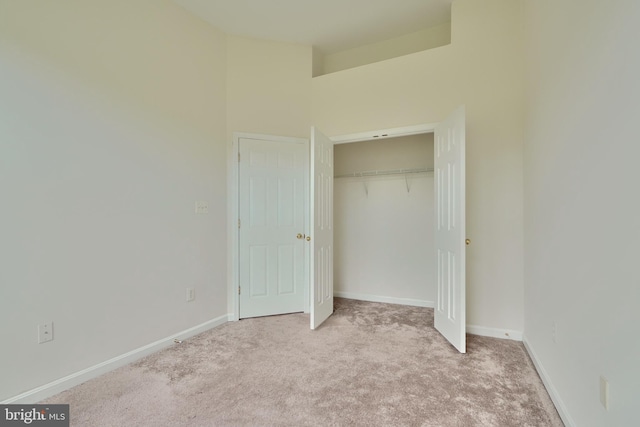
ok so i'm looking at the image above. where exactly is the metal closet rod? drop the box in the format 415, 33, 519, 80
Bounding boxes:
334, 167, 433, 179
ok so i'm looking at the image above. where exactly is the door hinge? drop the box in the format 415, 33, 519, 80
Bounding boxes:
238, 152, 240, 162
238, 219, 241, 229
238, 286, 241, 295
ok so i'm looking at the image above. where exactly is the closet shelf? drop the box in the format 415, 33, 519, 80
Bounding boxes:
334, 167, 433, 179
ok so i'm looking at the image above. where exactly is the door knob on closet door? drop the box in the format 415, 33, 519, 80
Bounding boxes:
296, 233, 304, 240
466, 239, 471, 246
306, 236, 311, 242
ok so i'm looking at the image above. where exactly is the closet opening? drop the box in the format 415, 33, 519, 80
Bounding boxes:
333, 133, 436, 308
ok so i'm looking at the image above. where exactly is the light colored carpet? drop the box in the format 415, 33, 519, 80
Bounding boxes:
42, 298, 563, 426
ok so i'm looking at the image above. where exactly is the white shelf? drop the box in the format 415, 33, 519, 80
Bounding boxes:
334, 167, 433, 179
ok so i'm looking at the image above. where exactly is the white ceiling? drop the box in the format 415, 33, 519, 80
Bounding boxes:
172, 0, 452, 54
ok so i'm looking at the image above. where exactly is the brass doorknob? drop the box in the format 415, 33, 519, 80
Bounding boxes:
466, 239, 471, 246
296, 233, 303, 239
306, 236, 311, 242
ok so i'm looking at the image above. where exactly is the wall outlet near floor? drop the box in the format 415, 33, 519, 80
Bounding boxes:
38, 322, 54, 344
600, 375, 610, 410
186, 288, 195, 302
551, 320, 557, 343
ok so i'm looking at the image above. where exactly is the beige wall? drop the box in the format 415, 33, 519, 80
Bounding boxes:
226, 35, 312, 139
312, 0, 525, 333
320, 23, 451, 76
0, 0, 228, 401
334, 134, 433, 176
523, 0, 640, 425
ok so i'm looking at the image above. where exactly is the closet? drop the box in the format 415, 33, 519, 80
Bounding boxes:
333, 133, 436, 307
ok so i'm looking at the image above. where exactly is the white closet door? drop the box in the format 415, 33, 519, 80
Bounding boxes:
434, 106, 467, 353
310, 127, 334, 329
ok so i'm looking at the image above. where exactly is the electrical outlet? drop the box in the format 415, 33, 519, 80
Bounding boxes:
186, 288, 195, 302
551, 321, 557, 343
195, 201, 209, 214
600, 376, 610, 410
38, 322, 53, 344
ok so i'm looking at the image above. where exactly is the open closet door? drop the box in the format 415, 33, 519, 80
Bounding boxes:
434, 106, 467, 353
310, 127, 334, 329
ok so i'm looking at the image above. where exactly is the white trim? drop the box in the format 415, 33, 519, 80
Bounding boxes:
523, 337, 576, 427
331, 123, 438, 144
466, 324, 523, 341
229, 132, 310, 321
228, 133, 239, 321
2, 315, 230, 404
335, 291, 434, 308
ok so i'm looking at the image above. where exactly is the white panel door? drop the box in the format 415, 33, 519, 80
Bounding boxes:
310, 127, 334, 329
434, 106, 466, 353
239, 137, 307, 318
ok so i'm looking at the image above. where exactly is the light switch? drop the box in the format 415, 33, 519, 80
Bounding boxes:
195, 200, 209, 214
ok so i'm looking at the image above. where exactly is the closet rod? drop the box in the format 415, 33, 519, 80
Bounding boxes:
334, 167, 433, 179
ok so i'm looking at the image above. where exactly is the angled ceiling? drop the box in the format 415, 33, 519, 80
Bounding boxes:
172, 0, 452, 54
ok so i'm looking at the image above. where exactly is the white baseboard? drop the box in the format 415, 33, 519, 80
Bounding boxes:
466, 324, 523, 341
2, 314, 230, 404
335, 291, 434, 308
523, 337, 576, 427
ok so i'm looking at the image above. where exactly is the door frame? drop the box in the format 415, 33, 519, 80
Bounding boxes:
228, 132, 310, 321
330, 123, 438, 145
